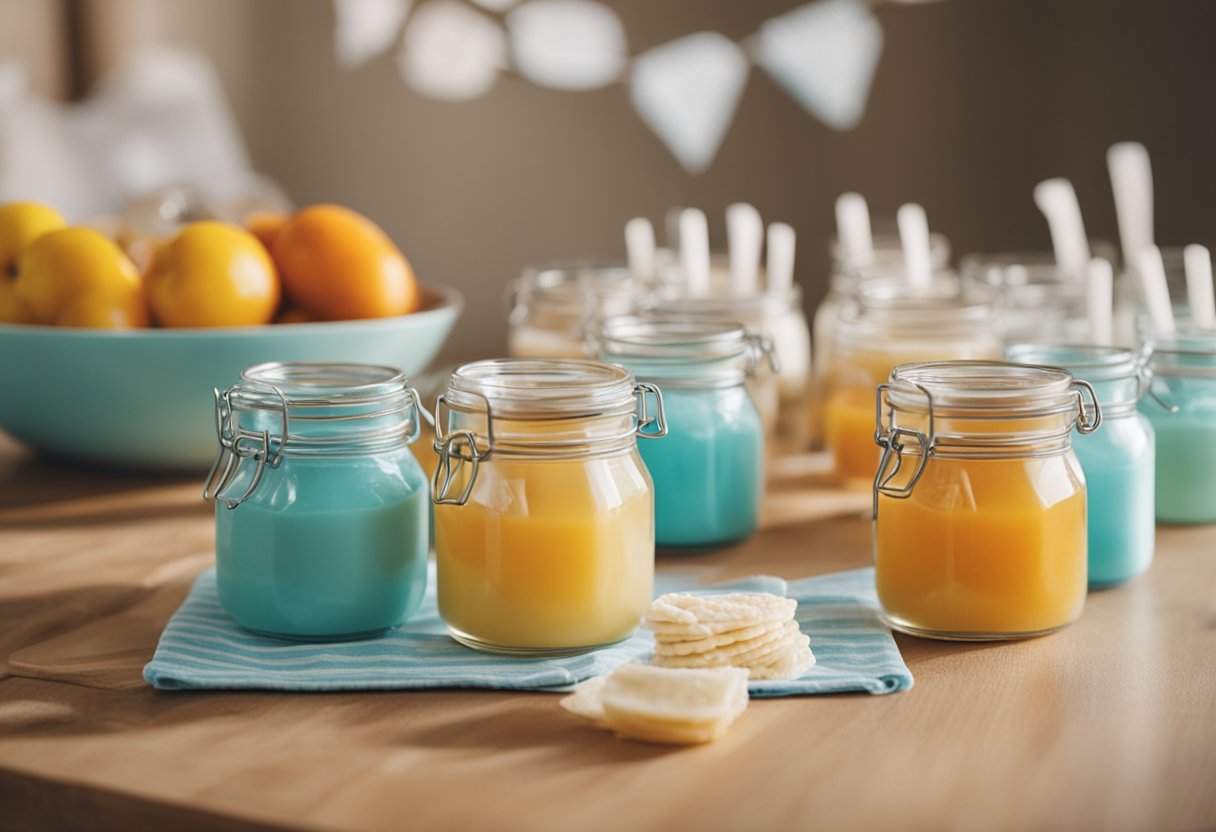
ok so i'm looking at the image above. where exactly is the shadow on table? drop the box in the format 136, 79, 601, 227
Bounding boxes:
0, 444, 196, 512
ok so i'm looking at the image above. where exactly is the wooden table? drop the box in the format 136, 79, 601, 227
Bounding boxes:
1, 432, 1214, 832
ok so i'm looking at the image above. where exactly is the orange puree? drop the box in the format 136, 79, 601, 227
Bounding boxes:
875, 454, 1087, 638
435, 454, 653, 651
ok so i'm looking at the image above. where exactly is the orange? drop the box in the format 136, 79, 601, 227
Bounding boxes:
246, 211, 289, 253
275, 307, 318, 324
16, 227, 146, 328
272, 204, 419, 320
146, 221, 280, 328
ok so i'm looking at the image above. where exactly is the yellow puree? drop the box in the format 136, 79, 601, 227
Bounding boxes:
435, 453, 653, 650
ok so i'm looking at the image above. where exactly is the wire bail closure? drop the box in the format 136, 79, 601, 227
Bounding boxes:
432, 382, 668, 506
1072, 379, 1103, 434
202, 381, 288, 511
431, 391, 495, 506
746, 333, 781, 377
873, 382, 936, 503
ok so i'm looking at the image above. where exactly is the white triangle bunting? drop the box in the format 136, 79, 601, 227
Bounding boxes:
751, 0, 883, 131
398, 1, 507, 101
334, 0, 413, 69
630, 32, 749, 174
507, 0, 627, 91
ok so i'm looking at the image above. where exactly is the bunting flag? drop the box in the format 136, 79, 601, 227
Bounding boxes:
630, 33, 749, 175
506, 0, 627, 90
334, 0, 413, 68
335, 0, 891, 172
398, 0, 506, 100
751, 0, 883, 130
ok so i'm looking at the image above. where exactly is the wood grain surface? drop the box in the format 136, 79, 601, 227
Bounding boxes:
1, 432, 1214, 832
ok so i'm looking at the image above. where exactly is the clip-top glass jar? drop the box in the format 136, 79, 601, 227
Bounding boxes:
1141, 332, 1216, 523
506, 262, 651, 359
598, 317, 771, 547
873, 361, 1101, 640
1006, 344, 1155, 586
431, 359, 666, 655
205, 362, 430, 641
825, 281, 1003, 482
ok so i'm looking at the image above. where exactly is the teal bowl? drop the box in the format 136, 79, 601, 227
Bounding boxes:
0, 285, 462, 471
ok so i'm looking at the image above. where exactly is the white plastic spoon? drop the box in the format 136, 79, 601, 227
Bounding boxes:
679, 208, 711, 297
897, 203, 932, 290
1184, 243, 1216, 329
726, 202, 763, 294
1086, 257, 1114, 346
1034, 178, 1091, 279
1138, 245, 1176, 338
1108, 142, 1154, 271
835, 192, 873, 267
766, 222, 796, 295
625, 217, 656, 282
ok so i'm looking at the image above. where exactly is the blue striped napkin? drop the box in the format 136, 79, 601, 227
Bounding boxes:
144, 567, 912, 696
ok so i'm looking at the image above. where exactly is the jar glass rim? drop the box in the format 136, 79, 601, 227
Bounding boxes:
888, 360, 1076, 414
649, 285, 802, 317
446, 358, 638, 418
1004, 343, 1141, 380
238, 362, 409, 405
599, 316, 749, 354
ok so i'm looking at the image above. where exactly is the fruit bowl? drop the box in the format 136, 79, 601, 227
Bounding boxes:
0, 285, 462, 471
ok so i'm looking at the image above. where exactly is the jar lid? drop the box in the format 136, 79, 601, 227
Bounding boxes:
1004, 343, 1141, 382
512, 261, 645, 318
648, 284, 802, 320
886, 360, 1087, 420
444, 358, 640, 419
1147, 332, 1216, 378
597, 317, 768, 386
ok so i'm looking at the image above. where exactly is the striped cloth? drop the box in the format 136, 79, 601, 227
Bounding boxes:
143, 567, 912, 696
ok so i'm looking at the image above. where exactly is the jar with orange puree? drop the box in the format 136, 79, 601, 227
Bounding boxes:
873, 361, 1101, 640
825, 281, 1003, 482
431, 359, 666, 655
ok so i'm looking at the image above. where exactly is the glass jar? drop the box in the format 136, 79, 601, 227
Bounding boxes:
1006, 344, 1155, 585
648, 287, 809, 454
205, 362, 430, 640
825, 282, 1003, 482
815, 231, 953, 394
506, 262, 651, 359
598, 317, 769, 547
961, 245, 1119, 344
431, 358, 666, 655
873, 361, 1101, 640
1141, 333, 1216, 523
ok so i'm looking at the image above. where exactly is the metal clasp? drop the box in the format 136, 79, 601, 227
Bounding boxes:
431, 392, 493, 506
873, 382, 935, 505
202, 382, 288, 510
745, 333, 781, 377
634, 382, 668, 438
1072, 379, 1103, 434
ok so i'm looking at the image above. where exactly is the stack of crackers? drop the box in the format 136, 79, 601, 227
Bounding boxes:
647, 592, 815, 681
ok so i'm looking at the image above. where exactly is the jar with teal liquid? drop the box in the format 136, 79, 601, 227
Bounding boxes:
1006, 344, 1156, 586
1141, 334, 1216, 524
598, 318, 769, 547
205, 362, 430, 640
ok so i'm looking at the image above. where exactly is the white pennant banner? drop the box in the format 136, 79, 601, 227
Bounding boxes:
334, 0, 413, 69
630, 32, 749, 174
507, 0, 627, 90
398, 1, 507, 100
751, 0, 883, 130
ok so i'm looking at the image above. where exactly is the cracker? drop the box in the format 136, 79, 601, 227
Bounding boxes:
652, 619, 794, 660
748, 644, 816, 681
652, 622, 803, 670
645, 593, 797, 634
651, 618, 788, 656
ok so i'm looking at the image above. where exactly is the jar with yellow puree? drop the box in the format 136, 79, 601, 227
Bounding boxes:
873, 361, 1101, 640
431, 359, 667, 655
825, 281, 1003, 482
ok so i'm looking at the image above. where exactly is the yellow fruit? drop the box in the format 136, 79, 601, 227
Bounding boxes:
0, 201, 67, 276
0, 280, 34, 324
57, 289, 149, 329
246, 212, 289, 253
272, 204, 419, 320
146, 221, 280, 328
16, 227, 144, 327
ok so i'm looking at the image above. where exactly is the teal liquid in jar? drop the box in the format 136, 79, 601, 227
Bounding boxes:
1007, 344, 1155, 585
598, 316, 770, 547
207, 362, 430, 640
1141, 336, 1216, 523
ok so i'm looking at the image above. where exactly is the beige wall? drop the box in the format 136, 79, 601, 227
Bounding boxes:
3, 0, 1214, 363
